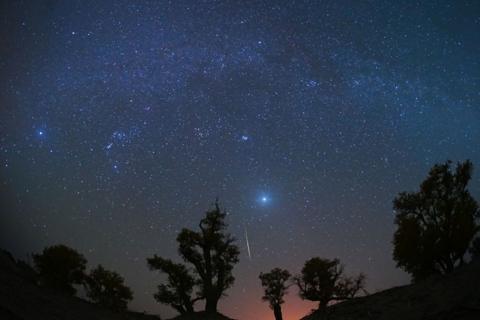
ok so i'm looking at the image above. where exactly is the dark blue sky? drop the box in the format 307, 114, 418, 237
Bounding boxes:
1, 1, 479, 319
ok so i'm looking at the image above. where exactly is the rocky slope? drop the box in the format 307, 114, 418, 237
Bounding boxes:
302, 260, 480, 320
0, 250, 160, 320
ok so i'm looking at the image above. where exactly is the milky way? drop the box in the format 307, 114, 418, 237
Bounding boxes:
1, 1, 479, 319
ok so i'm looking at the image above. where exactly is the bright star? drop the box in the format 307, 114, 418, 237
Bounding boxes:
258, 194, 270, 205
241, 135, 249, 141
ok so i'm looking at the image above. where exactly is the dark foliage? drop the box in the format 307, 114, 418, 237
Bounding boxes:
470, 237, 480, 260
177, 201, 240, 314
393, 160, 480, 281
147, 255, 197, 314
33, 244, 86, 295
84, 264, 133, 311
259, 268, 291, 320
147, 201, 239, 315
294, 257, 365, 310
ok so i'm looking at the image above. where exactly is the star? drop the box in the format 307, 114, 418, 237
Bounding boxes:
258, 194, 270, 205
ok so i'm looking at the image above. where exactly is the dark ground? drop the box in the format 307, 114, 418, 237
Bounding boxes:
169, 312, 234, 320
302, 260, 480, 320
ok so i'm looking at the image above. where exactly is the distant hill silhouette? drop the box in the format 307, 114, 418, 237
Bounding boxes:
302, 260, 480, 320
0, 249, 160, 320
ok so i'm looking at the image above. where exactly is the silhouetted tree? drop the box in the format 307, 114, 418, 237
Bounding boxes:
259, 268, 291, 320
84, 265, 133, 311
470, 237, 480, 260
393, 160, 480, 281
147, 255, 197, 314
177, 201, 240, 314
294, 257, 365, 310
33, 244, 86, 295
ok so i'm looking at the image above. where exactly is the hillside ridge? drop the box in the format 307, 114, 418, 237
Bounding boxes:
302, 260, 480, 320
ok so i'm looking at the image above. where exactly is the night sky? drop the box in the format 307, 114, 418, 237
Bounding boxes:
1, 1, 480, 319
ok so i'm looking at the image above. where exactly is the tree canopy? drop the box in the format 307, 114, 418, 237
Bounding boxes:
294, 257, 365, 310
148, 200, 240, 315
259, 268, 291, 320
84, 264, 133, 311
33, 244, 86, 295
147, 255, 197, 314
177, 201, 240, 313
470, 237, 480, 260
393, 160, 480, 281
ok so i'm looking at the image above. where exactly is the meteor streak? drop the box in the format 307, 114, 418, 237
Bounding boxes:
244, 226, 252, 261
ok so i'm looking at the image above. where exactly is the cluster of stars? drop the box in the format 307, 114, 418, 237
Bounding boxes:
1, 1, 479, 320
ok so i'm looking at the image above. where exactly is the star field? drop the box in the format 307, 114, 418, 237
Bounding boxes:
1, 1, 480, 319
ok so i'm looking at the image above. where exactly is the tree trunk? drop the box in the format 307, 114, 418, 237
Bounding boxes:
444, 257, 454, 273
205, 297, 218, 314
318, 300, 328, 310
174, 305, 186, 315
185, 303, 194, 314
273, 304, 283, 320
